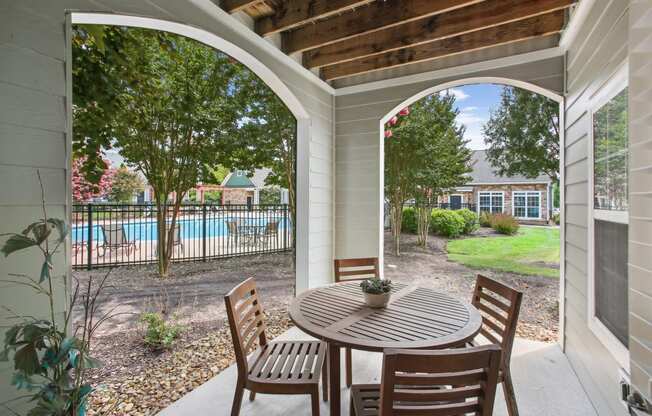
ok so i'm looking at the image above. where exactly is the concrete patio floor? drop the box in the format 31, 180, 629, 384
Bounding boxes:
159, 327, 597, 416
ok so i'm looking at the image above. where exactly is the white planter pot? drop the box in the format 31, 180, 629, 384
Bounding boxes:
364, 292, 391, 308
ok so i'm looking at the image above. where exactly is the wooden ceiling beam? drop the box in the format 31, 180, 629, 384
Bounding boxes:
321, 11, 565, 80
281, 0, 484, 54
222, 0, 264, 13
255, 0, 375, 36
304, 0, 575, 69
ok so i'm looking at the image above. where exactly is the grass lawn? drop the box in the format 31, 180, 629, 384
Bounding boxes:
447, 226, 560, 278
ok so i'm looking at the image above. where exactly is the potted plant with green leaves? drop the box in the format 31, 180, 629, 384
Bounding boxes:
360, 278, 393, 308
0, 174, 115, 416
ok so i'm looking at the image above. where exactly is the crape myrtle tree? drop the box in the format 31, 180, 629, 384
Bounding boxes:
72, 157, 113, 202
384, 93, 471, 254
483, 87, 560, 181
73, 25, 250, 277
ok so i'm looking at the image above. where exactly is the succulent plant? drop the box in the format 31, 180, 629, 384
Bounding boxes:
360, 277, 393, 295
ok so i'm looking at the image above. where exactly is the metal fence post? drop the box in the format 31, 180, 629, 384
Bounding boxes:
86, 203, 93, 270
283, 204, 288, 251
202, 204, 207, 261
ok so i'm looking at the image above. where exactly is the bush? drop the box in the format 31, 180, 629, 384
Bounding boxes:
457, 208, 479, 234
552, 212, 560, 225
430, 208, 465, 238
491, 213, 520, 235
141, 313, 183, 350
479, 211, 493, 227
401, 206, 418, 233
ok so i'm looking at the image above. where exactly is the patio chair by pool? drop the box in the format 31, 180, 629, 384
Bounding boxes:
97, 224, 136, 258
226, 220, 240, 247
260, 220, 279, 248
225, 278, 328, 416
350, 345, 502, 416
470, 274, 523, 416
333, 257, 380, 388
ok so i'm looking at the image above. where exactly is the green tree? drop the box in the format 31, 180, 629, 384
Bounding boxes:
385, 93, 471, 254
203, 164, 230, 185
108, 166, 145, 203
483, 87, 559, 180
73, 25, 248, 277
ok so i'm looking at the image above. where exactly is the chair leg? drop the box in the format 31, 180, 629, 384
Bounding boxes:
311, 389, 320, 416
345, 347, 353, 388
322, 353, 328, 402
249, 391, 256, 402
231, 379, 245, 416
503, 372, 519, 416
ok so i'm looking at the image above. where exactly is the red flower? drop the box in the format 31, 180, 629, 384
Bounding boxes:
389, 116, 398, 126
384, 130, 393, 139
399, 107, 410, 116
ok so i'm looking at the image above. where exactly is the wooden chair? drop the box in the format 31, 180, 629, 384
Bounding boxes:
225, 278, 328, 416
471, 274, 524, 416
333, 257, 380, 387
350, 345, 502, 416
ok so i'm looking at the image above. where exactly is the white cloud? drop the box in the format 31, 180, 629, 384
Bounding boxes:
455, 106, 487, 150
439, 88, 470, 101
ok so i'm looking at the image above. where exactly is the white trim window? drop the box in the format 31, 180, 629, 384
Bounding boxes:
512, 191, 542, 219
587, 63, 629, 370
478, 191, 504, 214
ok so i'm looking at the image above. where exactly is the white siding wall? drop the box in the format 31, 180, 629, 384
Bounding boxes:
562, 0, 631, 414
334, 57, 564, 261
628, 0, 652, 404
0, 0, 334, 406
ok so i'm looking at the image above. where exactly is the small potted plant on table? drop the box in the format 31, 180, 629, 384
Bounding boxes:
360, 277, 393, 308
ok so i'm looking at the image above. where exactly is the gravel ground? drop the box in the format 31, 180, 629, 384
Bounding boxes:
78, 230, 559, 415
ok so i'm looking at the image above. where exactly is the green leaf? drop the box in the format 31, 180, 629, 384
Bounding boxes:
1, 234, 37, 257
46, 218, 68, 243
82, 355, 102, 369
39, 255, 52, 283
14, 344, 40, 375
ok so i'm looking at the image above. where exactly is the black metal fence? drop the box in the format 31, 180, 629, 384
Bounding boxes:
72, 203, 293, 270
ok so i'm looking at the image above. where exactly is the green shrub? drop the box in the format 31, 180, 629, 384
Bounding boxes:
401, 206, 418, 233
141, 313, 183, 350
479, 211, 493, 227
457, 208, 479, 234
430, 208, 465, 238
491, 213, 520, 235
552, 212, 560, 225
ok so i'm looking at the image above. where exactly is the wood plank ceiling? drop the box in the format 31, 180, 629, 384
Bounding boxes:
221, 0, 577, 82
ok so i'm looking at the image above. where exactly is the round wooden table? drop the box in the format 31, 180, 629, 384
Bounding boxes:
289, 281, 483, 416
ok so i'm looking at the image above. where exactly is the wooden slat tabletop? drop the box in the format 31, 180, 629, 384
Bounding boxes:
289, 282, 483, 351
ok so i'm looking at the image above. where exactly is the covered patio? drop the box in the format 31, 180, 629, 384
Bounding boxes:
159, 327, 596, 416
1, 0, 651, 415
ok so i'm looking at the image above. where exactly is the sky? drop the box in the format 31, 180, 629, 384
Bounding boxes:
438, 84, 505, 150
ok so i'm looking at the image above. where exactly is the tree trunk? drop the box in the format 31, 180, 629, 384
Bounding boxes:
416, 205, 430, 247
155, 199, 170, 278
390, 201, 403, 256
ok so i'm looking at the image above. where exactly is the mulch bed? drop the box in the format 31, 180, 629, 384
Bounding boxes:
80, 231, 559, 415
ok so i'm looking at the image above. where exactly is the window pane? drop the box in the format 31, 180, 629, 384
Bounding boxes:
514, 207, 526, 217
479, 194, 490, 206
514, 194, 525, 207
593, 88, 628, 211
527, 207, 539, 218
491, 206, 502, 214
491, 194, 502, 207
594, 220, 629, 347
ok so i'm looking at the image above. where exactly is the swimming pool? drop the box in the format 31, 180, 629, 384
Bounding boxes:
72, 216, 290, 243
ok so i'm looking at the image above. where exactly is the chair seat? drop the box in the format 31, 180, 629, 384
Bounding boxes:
248, 340, 326, 387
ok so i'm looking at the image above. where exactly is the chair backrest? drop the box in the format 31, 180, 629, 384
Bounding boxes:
265, 220, 279, 235
226, 220, 239, 235
102, 224, 126, 246
378, 345, 502, 416
224, 278, 268, 379
471, 274, 523, 372
333, 257, 379, 282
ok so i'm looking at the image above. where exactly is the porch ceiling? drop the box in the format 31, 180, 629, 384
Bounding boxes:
220, 0, 577, 83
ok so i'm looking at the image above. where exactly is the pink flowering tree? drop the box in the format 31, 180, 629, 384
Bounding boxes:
72, 157, 113, 202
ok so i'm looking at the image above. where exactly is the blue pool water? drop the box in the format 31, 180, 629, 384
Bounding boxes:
72, 216, 289, 243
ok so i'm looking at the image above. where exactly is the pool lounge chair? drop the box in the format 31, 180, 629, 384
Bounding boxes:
97, 224, 136, 258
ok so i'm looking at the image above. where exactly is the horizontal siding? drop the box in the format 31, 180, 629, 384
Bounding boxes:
334, 57, 564, 259
562, 0, 631, 414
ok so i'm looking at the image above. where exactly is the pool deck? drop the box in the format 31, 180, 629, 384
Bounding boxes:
158, 327, 598, 416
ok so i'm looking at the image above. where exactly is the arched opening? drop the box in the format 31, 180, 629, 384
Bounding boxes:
379, 77, 565, 344
67, 13, 311, 414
